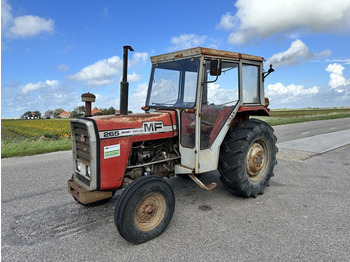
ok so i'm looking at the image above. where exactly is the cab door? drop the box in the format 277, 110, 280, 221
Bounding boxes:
196, 59, 240, 173
178, 58, 241, 173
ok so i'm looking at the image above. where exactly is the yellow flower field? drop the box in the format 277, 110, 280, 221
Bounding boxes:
2, 119, 71, 139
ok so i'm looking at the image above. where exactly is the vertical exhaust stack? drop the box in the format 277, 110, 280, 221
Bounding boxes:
120, 45, 134, 115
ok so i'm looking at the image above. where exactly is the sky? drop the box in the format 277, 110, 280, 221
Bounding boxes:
1, 0, 350, 118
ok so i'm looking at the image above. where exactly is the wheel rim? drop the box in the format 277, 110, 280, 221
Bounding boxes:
246, 138, 270, 182
134, 192, 166, 232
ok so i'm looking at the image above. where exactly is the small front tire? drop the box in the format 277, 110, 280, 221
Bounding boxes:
114, 176, 175, 244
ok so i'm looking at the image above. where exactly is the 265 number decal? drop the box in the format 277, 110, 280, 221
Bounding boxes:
103, 130, 119, 138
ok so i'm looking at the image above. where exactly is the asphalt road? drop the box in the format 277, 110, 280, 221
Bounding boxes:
2, 119, 350, 261
273, 117, 350, 143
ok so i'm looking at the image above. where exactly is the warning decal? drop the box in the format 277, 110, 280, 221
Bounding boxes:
104, 144, 120, 159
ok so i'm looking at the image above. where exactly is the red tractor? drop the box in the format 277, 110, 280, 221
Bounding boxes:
68, 46, 277, 244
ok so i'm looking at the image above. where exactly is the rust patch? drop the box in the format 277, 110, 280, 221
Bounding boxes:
151, 47, 265, 63
93, 113, 165, 123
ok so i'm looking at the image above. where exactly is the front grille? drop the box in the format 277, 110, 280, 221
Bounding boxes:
71, 121, 92, 188
72, 122, 91, 164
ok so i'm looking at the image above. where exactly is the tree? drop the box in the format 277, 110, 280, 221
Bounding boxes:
21, 111, 32, 118
76, 105, 85, 116
70, 106, 86, 118
33, 110, 42, 118
53, 108, 64, 118
107, 106, 116, 115
100, 106, 116, 115
44, 110, 53, 116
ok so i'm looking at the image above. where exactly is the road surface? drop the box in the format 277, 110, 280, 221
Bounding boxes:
2, 118, 350, 261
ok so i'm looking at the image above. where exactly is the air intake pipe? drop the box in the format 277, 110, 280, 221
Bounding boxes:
120, 45, 134, 115
81, 92, 95, 117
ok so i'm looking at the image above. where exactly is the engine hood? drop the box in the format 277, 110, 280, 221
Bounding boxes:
87, 111, 178, 139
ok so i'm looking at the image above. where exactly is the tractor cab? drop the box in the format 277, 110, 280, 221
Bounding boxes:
145, 47, 269, 174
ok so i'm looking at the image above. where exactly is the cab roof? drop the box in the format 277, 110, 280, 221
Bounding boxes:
150, 47, 265, 63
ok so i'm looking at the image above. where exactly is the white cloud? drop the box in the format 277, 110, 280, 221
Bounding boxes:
46, 80, 59, 86
129, 83, 148, 113
266, 39, 331, 68
93, 93, 119, 110
61, 45, 73, 54
127, 72, 142, 82
69, 56, 123, 87
207, 83, 238, 105
266, 82, 319, 103
224, 0, 350, 44
216, 12, 236, 30
1, 0, 13, 33
326, 63, 350, 93
2, 0, 54, 38
57, 64, 70, 71
90, 83, 149, 114
9, 15, 54, 38
70, 53, 149, 87
100, 7, 109, 18
21, 82, 46, 94
327, 58, 350, 65
2, 79, 82, 118
169, 34, 207, 51
20, 80, 59, 94
129, 52, 149, 66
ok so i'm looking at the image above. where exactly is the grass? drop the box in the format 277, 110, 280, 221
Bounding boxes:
256, 108, 350, 126
1, 108, 350, 158
1, 137, 72, 158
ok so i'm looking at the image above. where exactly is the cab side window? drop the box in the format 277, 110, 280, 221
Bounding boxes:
242, 64, 260, 104
200, 61, 239, 149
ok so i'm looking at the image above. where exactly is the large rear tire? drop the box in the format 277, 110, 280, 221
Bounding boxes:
218, 119, 278, 197
114, 176, 175, 244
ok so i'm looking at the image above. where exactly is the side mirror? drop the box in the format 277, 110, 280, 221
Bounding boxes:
263, 64, 274, 80
210, 60, 222, 76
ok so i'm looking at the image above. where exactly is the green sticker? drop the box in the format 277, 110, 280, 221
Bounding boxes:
104, 144, 120, 159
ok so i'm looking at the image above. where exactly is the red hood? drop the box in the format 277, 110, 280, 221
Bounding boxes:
90, 111, 177, 133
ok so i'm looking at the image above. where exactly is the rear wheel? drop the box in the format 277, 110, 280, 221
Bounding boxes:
218, 119, 278, 197
114, 176, 175, 244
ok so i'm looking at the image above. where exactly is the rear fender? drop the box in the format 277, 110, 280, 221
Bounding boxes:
231, 106, 270, 128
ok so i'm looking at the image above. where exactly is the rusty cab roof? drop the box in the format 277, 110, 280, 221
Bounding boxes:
150, 47, 265, 63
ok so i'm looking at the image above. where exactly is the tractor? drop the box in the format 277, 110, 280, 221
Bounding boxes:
68, 46, 277, 244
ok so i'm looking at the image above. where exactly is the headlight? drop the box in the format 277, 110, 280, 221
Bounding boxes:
86, 165, 90, 177
76, 160, 81, 172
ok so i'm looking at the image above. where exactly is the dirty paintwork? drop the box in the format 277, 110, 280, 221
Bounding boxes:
151, 47, 265, 63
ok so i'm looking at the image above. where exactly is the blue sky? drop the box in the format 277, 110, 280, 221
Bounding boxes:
2, 0, 350, 118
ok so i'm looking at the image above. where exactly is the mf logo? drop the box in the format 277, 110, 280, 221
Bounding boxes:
143, 121, 163, 133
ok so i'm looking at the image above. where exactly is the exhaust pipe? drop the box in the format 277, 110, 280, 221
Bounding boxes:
120, 45, 134, 115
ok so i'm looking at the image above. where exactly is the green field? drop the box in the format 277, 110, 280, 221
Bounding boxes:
2, 108, 350, 158
2, 119, 71, 158
256, 108, 350, 126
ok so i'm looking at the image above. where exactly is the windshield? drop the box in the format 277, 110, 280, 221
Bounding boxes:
146, 58, 200, 108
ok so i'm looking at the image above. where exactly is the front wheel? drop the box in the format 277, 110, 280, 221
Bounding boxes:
218, 119, 278, 197
114, 176, 175, 244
